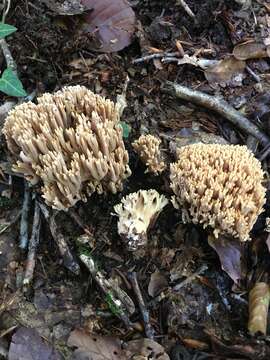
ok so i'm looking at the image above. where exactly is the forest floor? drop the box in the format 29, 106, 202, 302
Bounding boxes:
0, 0, 270, 359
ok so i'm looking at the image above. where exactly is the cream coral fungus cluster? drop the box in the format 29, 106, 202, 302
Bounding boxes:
170, 143, 266, 241
132, 135, 166, 175
114, 189, 168, 251
3, 86, 131, 210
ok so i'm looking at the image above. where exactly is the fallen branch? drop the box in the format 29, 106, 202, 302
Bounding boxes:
79, 253, 134, 329
162, 81, 270, 146
0, 38, 17, 74
177, 0, 196, 19
38, 201, 80, 275
132, 52, 179, 64
68, 208, 93, 236
2, 0, 11, 23
128, 272, 155, 339
19, 181, 31, 250
23, 200, 41, 286
0, 0, 16, 74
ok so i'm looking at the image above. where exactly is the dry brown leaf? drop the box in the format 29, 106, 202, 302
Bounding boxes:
81, 0, 136, 52
148, 270, 168, 297
204, 56, 245, 84
68, 330, 170, 360
124, 339, 170, 360
68, 329, 126, 360
233, 41, 268, 60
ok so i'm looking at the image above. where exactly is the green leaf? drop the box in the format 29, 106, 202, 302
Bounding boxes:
119, 121, 131, 138
0, 68, 27, 97
0, 22, 17, 39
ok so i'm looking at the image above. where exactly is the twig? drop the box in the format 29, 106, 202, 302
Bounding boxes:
132, 52, 179, 64
68, 208, 93, 236
162, 81, 270, 147
1, 0, 17, 74
0, 39, 17, 74
177, 0, 196, 19
19, 181, 31, 250
246, 65, 260, 83
172, 264, 208, 291
79, 253, 134, 329
0, 210, 21, 235
116, 74, 130, 117
23, 200, 41, 286
258, 143, 270, 161
50, 212, 80, 275
38, 201, 80, 275
2, 0, 11, 23
128, 272, 155, 339
147, 265, 208, 309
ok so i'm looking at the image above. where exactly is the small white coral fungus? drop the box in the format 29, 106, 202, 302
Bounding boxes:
114, 189, 168, 251
170, 143, 266, 241
3, 86, 131, 210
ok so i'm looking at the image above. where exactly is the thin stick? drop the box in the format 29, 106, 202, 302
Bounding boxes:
162, 81, 270, 146
38, 201, 80, 275
50, 212, 80, 275
132, 52, 179, 64
128, 272, 155, 339
177, 0, 196, 19
80, 253, 134, 329
68, 208, 93, 236
116, 74, 130, 117
19, 181, 31, 250
0, 39, 17, 74
246, 65, 260, 83
2, 0, 11, 23
258, 143, 270, 161
147, 265, 208, 308
23, 200, 41, 286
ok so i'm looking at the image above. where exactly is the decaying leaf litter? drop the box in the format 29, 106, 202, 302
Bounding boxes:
0, 0, 270, 358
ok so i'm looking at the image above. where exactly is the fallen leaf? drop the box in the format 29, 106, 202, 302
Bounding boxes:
0, 68, 27, 97
148, 270, 168, 297
9, 327, 61, 360
204, 56, 245, 84
233, 41, 268, 60
80, 0, 136, 52
208, 235, 243, 283
67, 329, 126, 360
124, 338, 170, 360
0, 22, 17, 39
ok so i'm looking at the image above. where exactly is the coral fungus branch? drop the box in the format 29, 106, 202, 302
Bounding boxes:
162, 81, 270, 146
